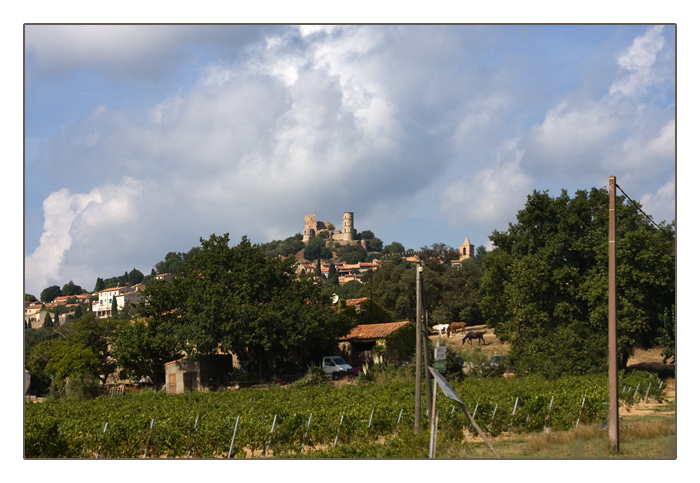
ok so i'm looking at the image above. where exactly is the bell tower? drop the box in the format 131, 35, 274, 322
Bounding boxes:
459, 235, 474, 260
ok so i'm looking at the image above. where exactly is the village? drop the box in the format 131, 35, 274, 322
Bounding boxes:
25, 210, 480, 396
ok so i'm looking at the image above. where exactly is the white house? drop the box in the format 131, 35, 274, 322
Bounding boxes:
92, 284, 145, 318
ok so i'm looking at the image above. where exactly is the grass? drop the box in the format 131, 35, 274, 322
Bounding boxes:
291, 398, 676, 459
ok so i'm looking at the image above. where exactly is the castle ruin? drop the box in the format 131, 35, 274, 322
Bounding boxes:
303, 212, 359, 245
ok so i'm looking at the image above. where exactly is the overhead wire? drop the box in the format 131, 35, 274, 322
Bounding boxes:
615, 183, 665, 230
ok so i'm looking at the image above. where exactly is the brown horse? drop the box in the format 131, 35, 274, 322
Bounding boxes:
446, 322, 467, 338
462, 331, 485, 345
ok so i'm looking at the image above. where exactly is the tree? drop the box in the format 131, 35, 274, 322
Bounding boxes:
61, 280, 84, 296
419, 243, 459, 263
137, 234, 354, 380
94, 277, 106, 292
479, 188, 675, 377
63, 313, 120, 383
42, 312, 55, 329
304, 235, 332, 261
110, 318, 179, 386
40, 285, 61, 303
327, 262, 339, 285
382, 242, 405, 256
25, 293, 38, 302
338, 244, 367, 264
111, 295, 118, 317
127, 267, 144, 285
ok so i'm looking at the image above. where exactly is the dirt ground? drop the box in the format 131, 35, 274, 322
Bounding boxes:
431, 324, 676, 407
430, 324, 510, 358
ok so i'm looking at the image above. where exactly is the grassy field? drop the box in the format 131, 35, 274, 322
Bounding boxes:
307, 399, 676, 459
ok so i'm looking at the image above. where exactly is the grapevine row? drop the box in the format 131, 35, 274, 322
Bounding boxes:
25, 371, 665, 458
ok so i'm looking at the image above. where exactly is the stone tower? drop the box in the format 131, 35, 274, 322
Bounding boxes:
341, 212, 356, 242
459, 235, 474, 260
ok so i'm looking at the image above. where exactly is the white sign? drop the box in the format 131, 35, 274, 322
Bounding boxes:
434, 346, 447, 360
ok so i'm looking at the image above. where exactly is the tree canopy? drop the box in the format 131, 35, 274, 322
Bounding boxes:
137, 234, 354, 380
479, 188, 675, 377
40, 285, 62, 303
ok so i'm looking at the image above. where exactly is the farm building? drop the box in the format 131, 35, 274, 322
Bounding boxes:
164, 354, 233, 394
339, 321, 411, 365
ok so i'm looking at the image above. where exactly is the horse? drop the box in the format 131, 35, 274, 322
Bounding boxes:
462, 331, 486, 346
432, 324, 449, 336
446, 322, 467, 338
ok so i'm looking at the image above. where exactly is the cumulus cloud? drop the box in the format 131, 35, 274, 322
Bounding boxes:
440, 139, 532, 226
25, 179, 146, 293
609, 25, 667, 98
24, 25, 675, 295
639, 177, 676, 225
523, 25, 673, 187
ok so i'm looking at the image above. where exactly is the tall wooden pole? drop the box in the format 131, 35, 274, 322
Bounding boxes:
608, 176, 619, 452
422, 309, 433, 415
414, 263, 423, 434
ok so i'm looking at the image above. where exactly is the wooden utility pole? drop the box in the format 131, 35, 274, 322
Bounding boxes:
414, 262, 423, 434
423, 310, 433, 417
608, 176, 620, 452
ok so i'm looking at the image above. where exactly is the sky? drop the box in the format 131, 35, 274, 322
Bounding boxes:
22, 23, 677, 297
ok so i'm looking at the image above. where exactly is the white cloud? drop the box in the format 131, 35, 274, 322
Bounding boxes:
440, 139, 532, 226
640, 176, 676, 225
23, 25, 676, 296
609, 25, 667, 98
25, 178, 146, 295
526, 98, 627, 170
607, 118, 675, 178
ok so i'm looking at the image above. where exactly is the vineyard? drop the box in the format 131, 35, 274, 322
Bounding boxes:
24, 370, 667, 458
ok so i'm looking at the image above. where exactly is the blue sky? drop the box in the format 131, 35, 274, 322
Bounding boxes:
23, 23, 676, 297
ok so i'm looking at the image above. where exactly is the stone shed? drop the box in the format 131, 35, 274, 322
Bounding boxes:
339, 321, 411, 366
164, 354, 233, 394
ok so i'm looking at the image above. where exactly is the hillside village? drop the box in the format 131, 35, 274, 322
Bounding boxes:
25, 211, 475, 326
24, 211, 481, 395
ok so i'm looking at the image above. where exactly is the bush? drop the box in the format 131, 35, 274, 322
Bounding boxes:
291, 365, 330, 388
63, 377, 101, 400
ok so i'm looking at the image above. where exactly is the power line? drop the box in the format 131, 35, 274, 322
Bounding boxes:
615, 183, 664, 230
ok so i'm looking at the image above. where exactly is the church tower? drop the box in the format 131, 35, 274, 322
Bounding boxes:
459, 235, 474, 260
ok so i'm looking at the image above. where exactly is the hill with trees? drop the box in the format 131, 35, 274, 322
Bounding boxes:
25, 186, 675, 393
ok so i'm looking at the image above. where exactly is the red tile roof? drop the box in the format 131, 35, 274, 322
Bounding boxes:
344, 297, 368, 307
340, 321, 410, 341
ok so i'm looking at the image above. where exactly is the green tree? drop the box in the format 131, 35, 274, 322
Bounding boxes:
327, 262, 339, 285
27, 338, 100, 393
62, 313, 119, 383
338, 244, 367, 264
474, 245, 487, 268
61, 280, 84, 296
25, 293, 38, 302
40, 285, 61, 303
137, 234, 353, 380
111, 295, 118, 317
41, 312, 53, 329
94, 277, 105, 292
110, 318, 179, 386
127, 267, 144, 285
304, 235, 332, 261
419, 243, 459, 263
382, 241, 405, 256
480, 188, 675, 377
365, 237, 384, 253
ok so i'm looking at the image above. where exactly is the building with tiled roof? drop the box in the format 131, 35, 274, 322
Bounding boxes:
340, 321, 410, 342
92, 283, 145, 318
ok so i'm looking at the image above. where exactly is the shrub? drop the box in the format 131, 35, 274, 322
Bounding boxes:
63, 377, 101, 400
291, 365, 329, 388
